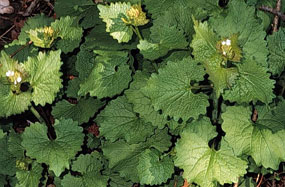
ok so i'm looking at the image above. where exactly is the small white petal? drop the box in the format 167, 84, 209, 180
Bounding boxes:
6, 71, 11, 77
221, 41, 226, 45
14, 80, 17, 85
17, 77, 22, 83
223, 51, 226, 55
226, 39, 231, 46
10, 71, 15, 76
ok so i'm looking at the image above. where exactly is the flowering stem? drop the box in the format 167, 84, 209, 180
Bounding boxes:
30, 106, 45, 124
132, 26, 143, 40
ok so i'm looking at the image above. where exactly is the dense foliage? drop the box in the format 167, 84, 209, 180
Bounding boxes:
1, 0, 285, 186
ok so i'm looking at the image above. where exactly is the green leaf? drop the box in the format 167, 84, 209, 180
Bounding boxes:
0, 132, 16, 176
8, 131, 25, 159
0, 51, 32, 117
15, 162, 42, 187
222, 105, 285, 169
191, 20, 219, 62
51, 16, 83, 53
61, 152, 108, 187
125, 71, 169, 129
210, 0, 268, 67
109, 174, 133, 187
52, 98, 104, 125
146, 128, 172, 153
66, 78, 81, 99
144, 57, 209, 121
224, 60, 275, 104
267, 28, 285, 75
190, 20, 238, 96
102, 128, 171, 182
102, 140, 142, 182
0, 79, 32, 117
174, 117, 247, 186
4, 44, 38, 62
137, 5, 189, 60
24, 50, 63, 106
21, 119, 84, 176
0, 175, 7, 187
78, 51, 132, 98
96, 96, 155, 144
55, 0, 101, 29
137, 149, 174, 185
256, 101, 285, 132
98, 2, 133, 43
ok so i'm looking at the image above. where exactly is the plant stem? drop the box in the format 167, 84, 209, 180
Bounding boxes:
30, 106, 45, 124
132, 26, 143, 40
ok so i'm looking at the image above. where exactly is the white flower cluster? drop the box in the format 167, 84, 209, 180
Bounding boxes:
6, 70, 22, 85
221, 39, 231, 55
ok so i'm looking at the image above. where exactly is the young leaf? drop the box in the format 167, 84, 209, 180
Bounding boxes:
52, 98, 104, 125
24, 50, 63, 106
190, 20, 238, 96
96, 96, 155, 144
78, 51, 132, 98
8, 14, 53, 46
222, 105, 285, 169
210, 0, 268, 67
137, 149, 174, 185
144, 57, 209, 121
174, 117, 247, 186
21, 119, 84, 176
98, 2, 133, 43
224, 60, 275, 104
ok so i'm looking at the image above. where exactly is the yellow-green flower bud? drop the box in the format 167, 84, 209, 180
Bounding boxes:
28, 26, 56, 48
123, 4, 149, 26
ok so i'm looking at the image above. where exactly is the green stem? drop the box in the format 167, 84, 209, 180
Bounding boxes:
132, 26, 143, 40
30, 106, 45, 124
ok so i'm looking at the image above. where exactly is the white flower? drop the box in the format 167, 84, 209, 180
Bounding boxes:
14, 80, 17, 85
6, 70, 14, 77
16, 77, 22, 83
221, 41, 226, 45
223, 51, 226, 55
226, 39, 231, 46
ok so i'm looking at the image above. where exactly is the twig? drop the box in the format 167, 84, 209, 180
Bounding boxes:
233, 182, 238, 187
43, 0, 54, 10
273, 0, 282, 32
10, 41, 33, 58
256, 173, 260, 183
257, 175, 264, 187
259, 6, 285, 21
23, 0, 40, 16
0, 25, 15, 40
